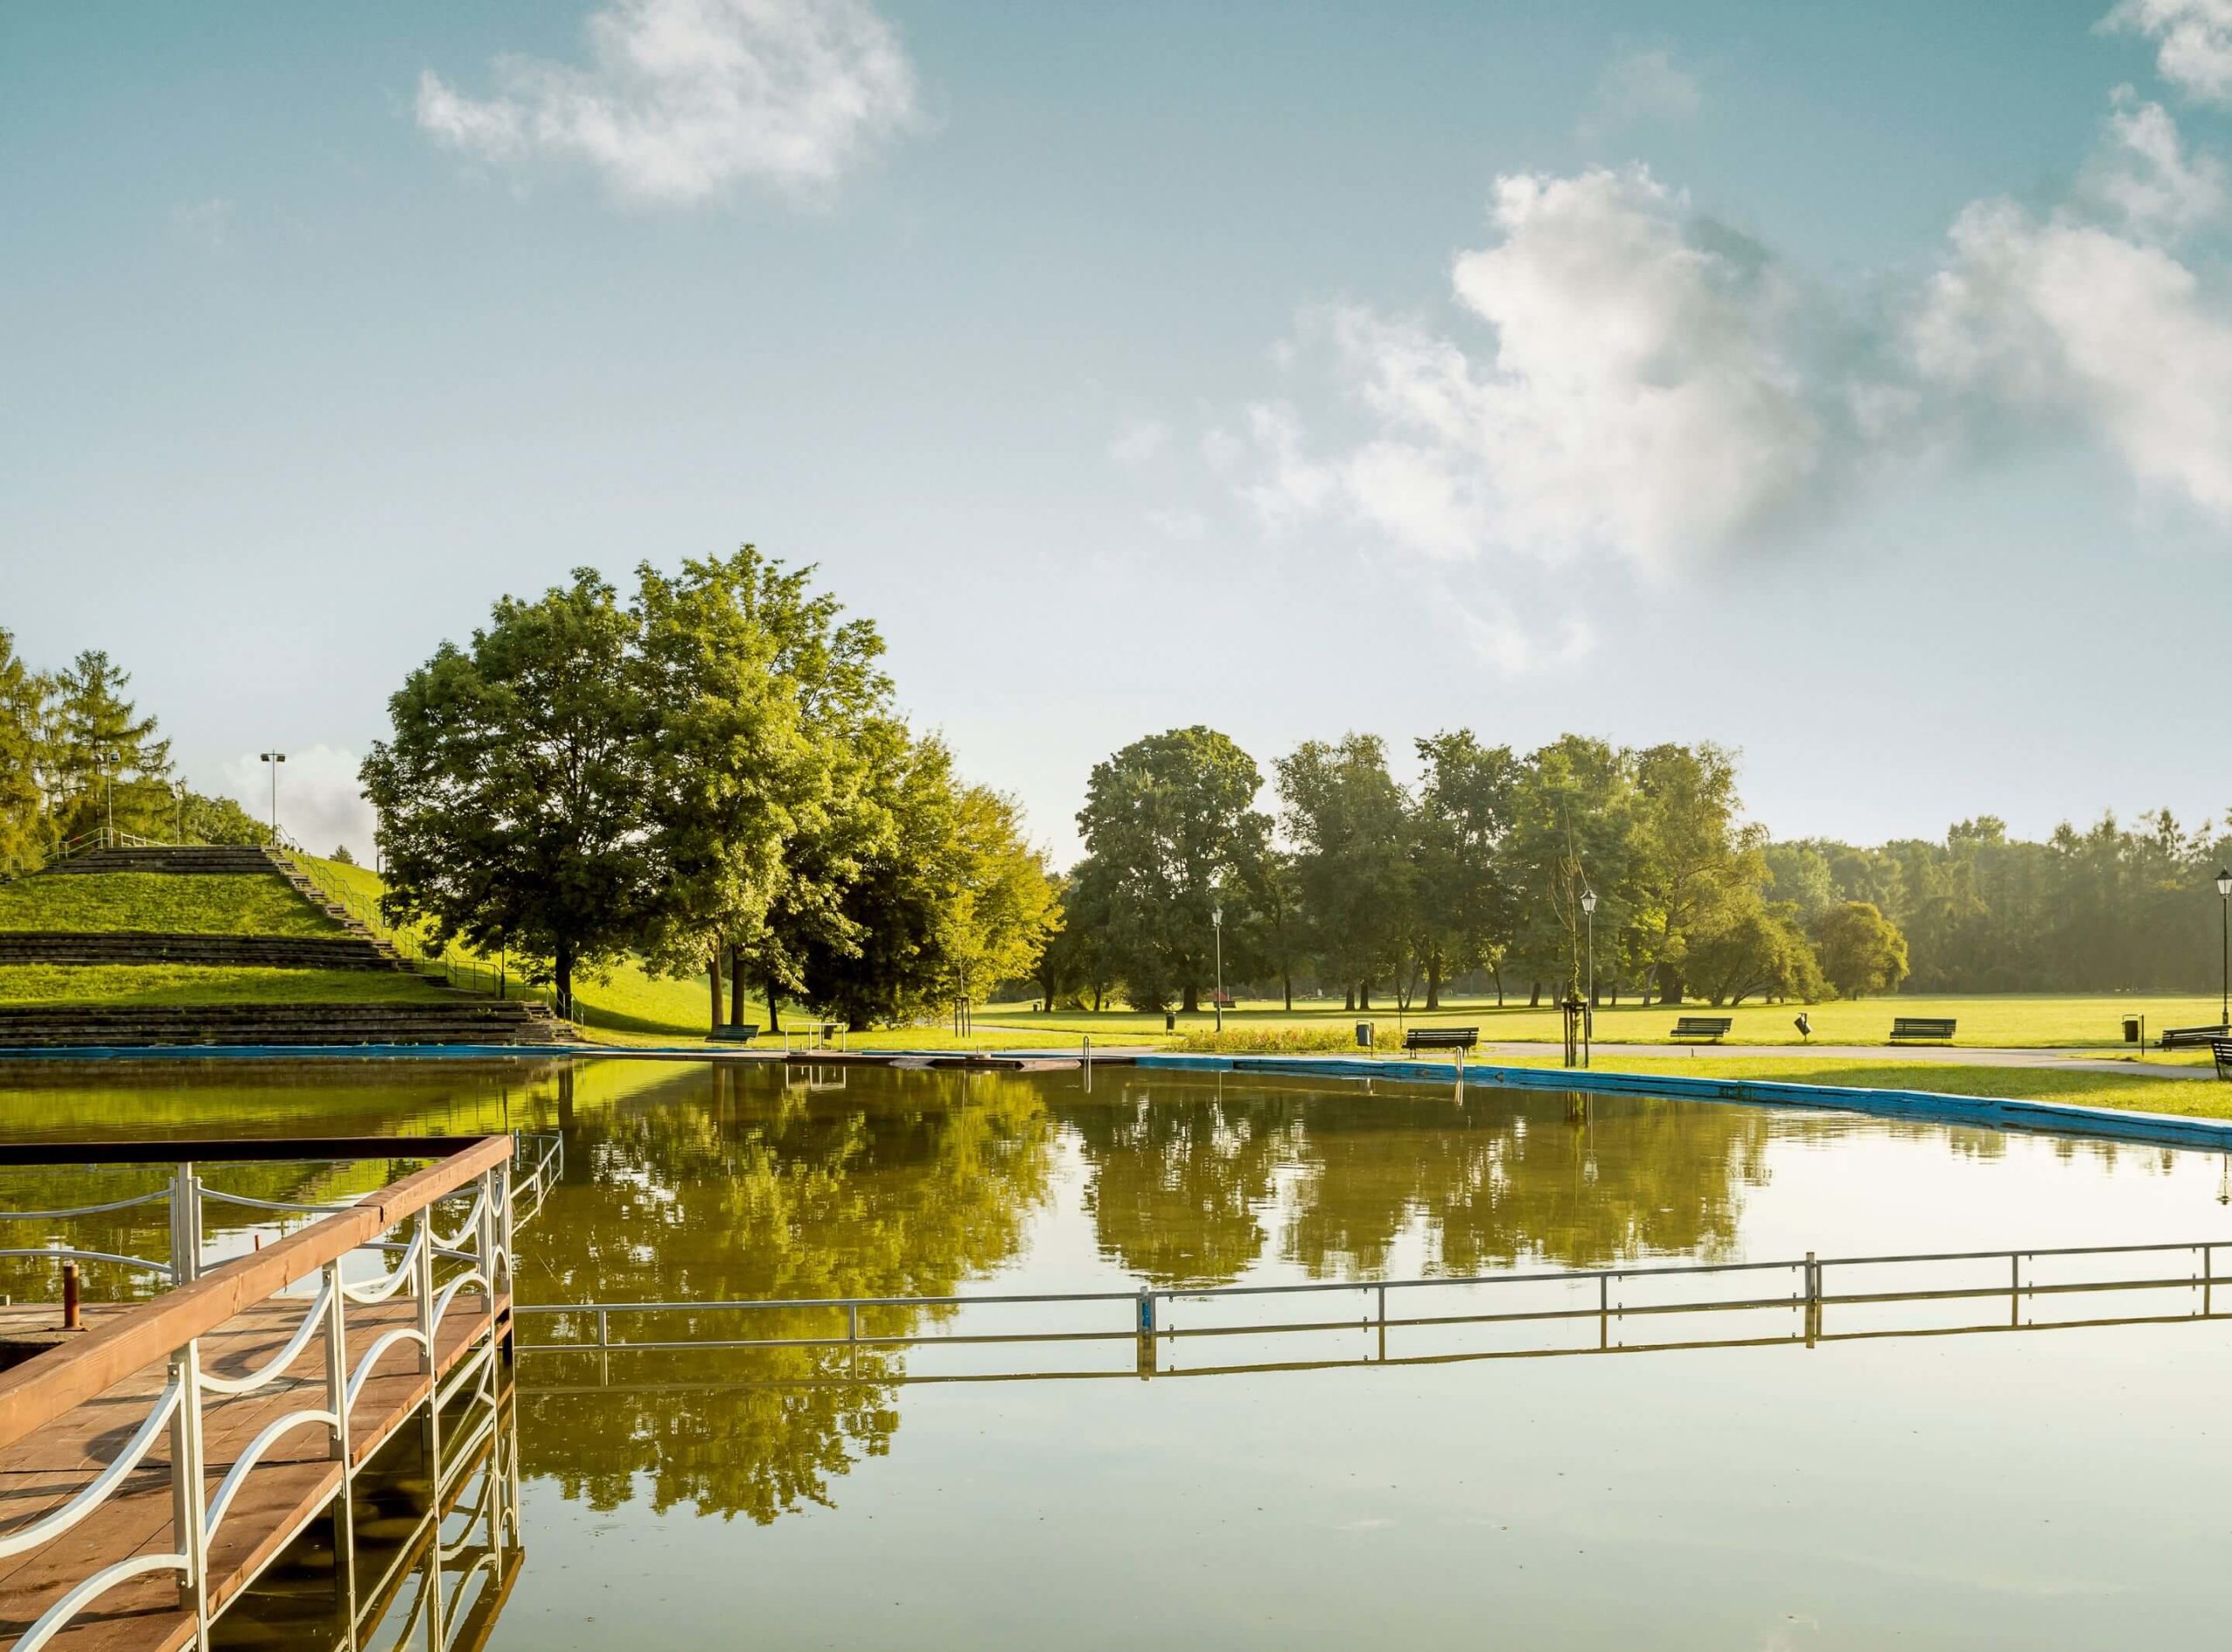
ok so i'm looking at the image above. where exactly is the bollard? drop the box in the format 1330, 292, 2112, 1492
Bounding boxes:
61, 1261, 81, 1332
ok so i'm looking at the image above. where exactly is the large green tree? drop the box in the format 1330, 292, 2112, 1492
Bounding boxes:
1813, 901, 1910, 998
48, 649, 172, 841
0, 630, 47, 872
1276, 734, 1414, 1010
1070, 727, 1268, 1012
1630, 742, 1765, 1003
1412, 731, 1520, 1009
361, 568, 655, 1018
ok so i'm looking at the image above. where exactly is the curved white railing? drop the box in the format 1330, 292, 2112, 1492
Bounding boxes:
16, 1552, 192, 1652
0, 1377, 181, 1560
195, 1278, 336, 1397
0, 1134, 531, 1650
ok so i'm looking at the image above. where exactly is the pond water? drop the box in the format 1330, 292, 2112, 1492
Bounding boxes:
4, 1057, 2231, 1649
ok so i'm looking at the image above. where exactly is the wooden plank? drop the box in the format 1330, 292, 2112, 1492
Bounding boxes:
0, 1288, 503, 1652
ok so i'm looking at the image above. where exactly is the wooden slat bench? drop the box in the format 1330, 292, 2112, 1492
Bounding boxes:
1671, 1016, 1732, 1043
2161, 1024, 2232, 1050
2214, 1040, 2232, 1083
1889, 1017, 1957, 1044
1402, 1027, 1479, 1056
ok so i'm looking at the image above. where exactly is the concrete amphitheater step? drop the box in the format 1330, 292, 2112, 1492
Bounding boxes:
0, 1000, 572, 1048
45, 846, 286, 875
0, 932, 409, 969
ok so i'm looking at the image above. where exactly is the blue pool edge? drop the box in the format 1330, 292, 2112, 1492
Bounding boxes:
1133, 1052, 2232, 1152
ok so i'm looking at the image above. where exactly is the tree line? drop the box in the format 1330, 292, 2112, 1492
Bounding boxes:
361, 550, 1058, 1023
1038, 726, 1908, 1012
0, 629, 280, 873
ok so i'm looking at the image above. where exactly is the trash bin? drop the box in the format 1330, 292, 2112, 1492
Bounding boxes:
1355, 1021, 1374, 1050
1165, 1011, 1175, 1032
2123, 1016, 2143, 1044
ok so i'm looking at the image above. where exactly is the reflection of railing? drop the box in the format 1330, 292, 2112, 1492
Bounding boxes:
0, 1132, 563, 1286
514, 1236, 2232, 1379
0, 1137, 521, 1652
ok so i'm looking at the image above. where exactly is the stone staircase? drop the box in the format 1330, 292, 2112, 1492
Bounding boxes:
0, 933, 409, 969
1, 844, 579, 1049
44, 846, 280, 875
0, 1001, 571, 1049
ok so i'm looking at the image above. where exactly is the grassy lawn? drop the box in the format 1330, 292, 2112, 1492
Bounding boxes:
984, 992, 2224, 1050
0, 964, 453, 1008
0, 874, 341, 937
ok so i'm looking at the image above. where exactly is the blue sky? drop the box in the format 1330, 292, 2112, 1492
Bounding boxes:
5, 0, 2230, 860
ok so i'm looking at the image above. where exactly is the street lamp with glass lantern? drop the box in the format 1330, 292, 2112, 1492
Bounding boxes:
172, 778, 187, 845
2216, 867, 2232, 1030
1580, 887, 1598, 1068
259, 751, 286, 846
1211, 898, 1225, 1033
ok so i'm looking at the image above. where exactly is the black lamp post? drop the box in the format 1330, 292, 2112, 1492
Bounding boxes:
1211, 899, 1224, 1034
259, 751, 286, 846
2216, 868, 2231, 1030
1580, 887, 1597, 1068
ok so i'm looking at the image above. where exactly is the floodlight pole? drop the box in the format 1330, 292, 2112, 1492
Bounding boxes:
260, 751, 286, 846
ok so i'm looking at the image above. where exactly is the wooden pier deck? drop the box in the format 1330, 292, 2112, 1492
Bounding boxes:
0, 1134, 521, 1652
0, 1292, 502, 1651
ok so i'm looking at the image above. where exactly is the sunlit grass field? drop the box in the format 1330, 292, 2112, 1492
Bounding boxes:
980, 993, 2227, 1050
0, 873, 341, 937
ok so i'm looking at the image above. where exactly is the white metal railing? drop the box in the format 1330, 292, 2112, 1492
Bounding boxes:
513, 1234, 2232, 1374
0, 1134, 545, 1652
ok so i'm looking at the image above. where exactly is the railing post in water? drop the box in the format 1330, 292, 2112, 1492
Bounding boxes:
416, 1210, 441, 1465
322, 1260, 357, 1626
170, 1162, 201, 1285
170, 1339, 210, 1641
2205, 1243, 2214, 1317
1135, 1288, 1156, 1381
1803, 1252, 1820, 1348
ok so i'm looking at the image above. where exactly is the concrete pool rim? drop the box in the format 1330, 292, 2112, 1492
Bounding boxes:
1133, 1052, 2232, 1153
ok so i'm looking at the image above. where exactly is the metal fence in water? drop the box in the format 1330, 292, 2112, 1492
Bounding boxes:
512, 1234, 2232, 1383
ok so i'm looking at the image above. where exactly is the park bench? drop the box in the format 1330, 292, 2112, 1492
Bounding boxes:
1403, 1026, 1479, 1056
1671, 1016, 1733, 1043
708, 1023, 760, 1044
2215, 1040, 2232, 1083
2161, 1024, 2232, 1050
1889, 1017, 1956, 1044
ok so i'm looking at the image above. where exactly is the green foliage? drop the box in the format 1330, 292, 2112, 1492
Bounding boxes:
362, 568, 657, 1017
1277, 733, 1413, 1007
46, 649, 175, 841
0, 871, 341, 936
1813, 901, 1910, 997
1069, 726, 1269, 1012
1684, 898, 1824, 1006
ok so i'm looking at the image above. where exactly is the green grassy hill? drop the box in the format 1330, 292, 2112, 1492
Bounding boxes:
0, 873, 344, 936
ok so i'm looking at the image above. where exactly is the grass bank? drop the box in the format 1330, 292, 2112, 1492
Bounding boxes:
0, 964, 453, 1009
0, 873, 341, 937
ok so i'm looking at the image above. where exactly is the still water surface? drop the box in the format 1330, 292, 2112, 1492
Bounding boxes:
4, 1057, 2230, 1649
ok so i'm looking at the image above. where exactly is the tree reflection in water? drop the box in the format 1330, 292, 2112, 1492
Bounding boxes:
516, 1062, 1058, 1524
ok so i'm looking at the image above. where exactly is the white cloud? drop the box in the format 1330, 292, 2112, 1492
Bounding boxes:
2083, 91, 2228, 235
1144, 507, 1208, 541
415, 0, 918, 206
1238, 168, 1827, 574
220, 745, 375, 862
1107, 418, 1169, 466
1226, 90, 2232, 594
2106, 0, 2232, 104
1913, 195, 2232, 514
1585, 47, 1701, 133
1449, 595, 1596, 676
